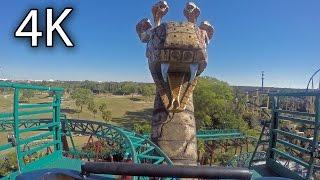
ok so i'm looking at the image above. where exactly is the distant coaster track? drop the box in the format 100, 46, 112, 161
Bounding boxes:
306, 68, 320, 90
197, 129, 255, 141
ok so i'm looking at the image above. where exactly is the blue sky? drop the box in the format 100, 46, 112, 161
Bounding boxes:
0, 0, 319, 88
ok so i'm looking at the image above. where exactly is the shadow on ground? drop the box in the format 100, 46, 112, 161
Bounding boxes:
129, 97, 142, 102
61, 108, 78, 114
113, 108, 153, 128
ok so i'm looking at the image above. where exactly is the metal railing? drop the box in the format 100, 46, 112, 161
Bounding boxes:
0, 81, 63, 177
81, 162, 252, 180
197, 129, 246, 140
267, 91, 320, 180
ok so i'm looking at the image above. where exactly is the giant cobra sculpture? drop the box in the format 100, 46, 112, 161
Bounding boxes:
136, 1, 214, 165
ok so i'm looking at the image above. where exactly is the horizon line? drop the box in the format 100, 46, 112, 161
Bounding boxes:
0, 79, 308, 90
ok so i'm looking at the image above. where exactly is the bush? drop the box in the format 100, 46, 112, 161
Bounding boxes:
102, 110, 112, 122
133, 123, 151, 134
0, 152, 18, 177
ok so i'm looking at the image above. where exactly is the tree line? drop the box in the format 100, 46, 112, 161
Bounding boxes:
35, 81, 155, 97
30, 78, 262, 132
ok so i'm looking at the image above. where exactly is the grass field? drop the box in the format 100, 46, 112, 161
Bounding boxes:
62, 94, 154, 127
0, 92, 154, 147
0, 94, 13, 113
0, 93, 154, 127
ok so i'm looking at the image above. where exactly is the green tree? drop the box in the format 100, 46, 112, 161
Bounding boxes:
99, 102, 112, 122
102, 110, 112, 122
93, 108, 98, 118
71, 88, 93, 112
194, 77, 248, 131
21, 90, 35, 102
140, 84, 155, 99
121, 82, 137, 97
87, 100, 98, 118
133, 123, 151, 134
242, 112, 257, 129
99, 103, 107, 114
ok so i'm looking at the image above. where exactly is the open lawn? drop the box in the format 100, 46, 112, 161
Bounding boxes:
62, 94, 154, 127
0, 95, 13, 113
0, 93, 154, 127
0, 93, 153, 160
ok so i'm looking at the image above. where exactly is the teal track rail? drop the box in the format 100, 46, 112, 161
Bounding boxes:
0, 118, 174, 179
62, 119, 173, 165
1, 118, 251, 166
248, 120, 270, 168
0, 81, 63, 91
197, 129, 247, 140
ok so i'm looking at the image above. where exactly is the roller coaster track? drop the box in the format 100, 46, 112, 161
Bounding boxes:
63, 119, 173, 165
198, 132, 259, 143
0, 118, 257, 165
197, 129, 254, 141
0, 119, 173, 166
306, 68, 320, 90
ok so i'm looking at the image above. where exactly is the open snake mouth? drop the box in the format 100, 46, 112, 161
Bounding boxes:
145, 21, 209, 113
158, 63, 200, 112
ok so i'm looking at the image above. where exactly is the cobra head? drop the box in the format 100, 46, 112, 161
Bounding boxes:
136, 1, 214, 112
